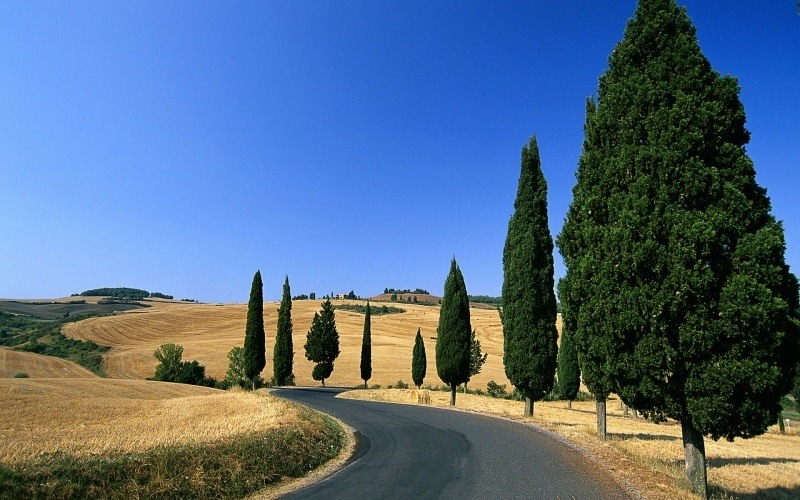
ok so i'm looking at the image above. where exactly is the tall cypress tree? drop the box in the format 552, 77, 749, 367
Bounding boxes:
273, 275, 293, 386
558, 97, 615, 439
243, 270, 266, 389
412, 328, 426, 388
304, 299, 340, 386
560, 1, 800, 495
556, 285, 580, 409
436, 258, 472, 406
502, 135, 558, 417
360, 302, 372, 388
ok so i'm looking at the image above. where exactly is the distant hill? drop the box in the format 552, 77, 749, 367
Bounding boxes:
370, 293, 441, 305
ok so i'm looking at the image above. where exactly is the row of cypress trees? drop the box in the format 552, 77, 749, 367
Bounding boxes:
498, 1, 799, 497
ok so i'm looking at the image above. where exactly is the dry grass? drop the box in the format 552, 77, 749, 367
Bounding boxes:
0, 378, 299, 463
0, 348, 96, 378
342, 390, 800, 499
62, 300, 538, 389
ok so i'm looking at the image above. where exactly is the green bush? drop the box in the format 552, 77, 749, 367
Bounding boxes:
11, 371, 29, 378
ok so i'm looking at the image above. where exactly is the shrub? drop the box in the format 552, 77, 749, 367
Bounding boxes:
11, 371, 29, 378
487, 380, 507, 398
393, 380, 409, 389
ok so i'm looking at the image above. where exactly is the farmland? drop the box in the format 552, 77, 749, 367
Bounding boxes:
0, 348, 95, 379
62, 299, 528, 389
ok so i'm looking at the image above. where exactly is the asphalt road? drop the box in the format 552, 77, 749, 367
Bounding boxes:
274, 388, 630, 500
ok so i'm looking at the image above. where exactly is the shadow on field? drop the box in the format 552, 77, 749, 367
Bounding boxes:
708, 456, 800, 467
614, 432, 679, 442
710, 484, 800, 499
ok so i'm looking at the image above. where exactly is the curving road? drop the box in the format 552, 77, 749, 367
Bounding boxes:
274, 388, 629, 499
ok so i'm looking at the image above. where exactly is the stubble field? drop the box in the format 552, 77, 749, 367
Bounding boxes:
62, 299, 527, 389
0, 348, 96, 379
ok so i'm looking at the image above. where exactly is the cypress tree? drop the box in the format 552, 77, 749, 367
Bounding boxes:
502, 135, 558, 417
558, 97, 615, 439
412, 328, 426, 388
360, 302, 372, 388
273, 275, 293, 386
436, 258, 472, 406
555, 285, 580, 409
243, 270, 266, 389
304, 299, 340, 386
560, 1, 800, 495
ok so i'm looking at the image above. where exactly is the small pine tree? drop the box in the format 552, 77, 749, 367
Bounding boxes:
360, 302, 372, 388
304, 299, 340, 386
273, 276, 294, 386
436, 258, 472, 405
412, 328, 426, 388
243, 270, 266, 389
502, 135, 558, 416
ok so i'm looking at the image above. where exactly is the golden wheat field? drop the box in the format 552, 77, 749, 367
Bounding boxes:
343, 390, 800, 499
0, 378, 297, 463
63, 299, 534, 389
0, 348, 96, 378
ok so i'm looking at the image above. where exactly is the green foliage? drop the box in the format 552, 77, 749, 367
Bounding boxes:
0, 407, 345, 499
273, 276, 294, 386
467, 295, 503, 306
389, 380, 409, 389
486, 380, 507, 398
360, 302, 372, 386
385, 288, 429, 295
304, 299, 340, 385
411, 328, 426, 388
0, 313, 110, 375
468, 329, 487, 381
243, 270, 266, 384
79, 288, 150, 299
11, 371, 29, 378
333, 304, 405, 316
153, 343, 213, 386
556, 302, 580, 402
559, 0, 800, 447
149, 292, 173, 300
221, 346, 247, 388
502, 135, 558, 404
435, 259, 472, 392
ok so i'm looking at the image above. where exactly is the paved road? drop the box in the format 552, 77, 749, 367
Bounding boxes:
274, 388, 630, 499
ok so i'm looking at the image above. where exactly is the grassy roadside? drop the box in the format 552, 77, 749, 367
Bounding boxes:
0, 404, 346, 499
341, 389, 800, 499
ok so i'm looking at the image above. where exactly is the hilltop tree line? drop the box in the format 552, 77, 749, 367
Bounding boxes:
384, 288, 429, 295
74, 288, 173, 300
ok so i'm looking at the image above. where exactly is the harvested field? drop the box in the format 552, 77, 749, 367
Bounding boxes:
0, 378, 298, 463
63, 300, 535, 389
342, 390, 800, 499
0, 348, 96, 378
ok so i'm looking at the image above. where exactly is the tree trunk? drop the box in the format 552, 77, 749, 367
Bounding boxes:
632, 408, 638, 419
566, 400, 572, 409
778, 412, 786, 434
524, 394, 534, 416
364, 380, 368, 389
623, 404, 629, 416
321, 378, 325, 387
450, 384, 456, 406
596, 396, 607, 440
681, 420, 708, 498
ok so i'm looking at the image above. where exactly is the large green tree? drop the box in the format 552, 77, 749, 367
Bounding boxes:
273, 276, 294, 386
502, 135, 558, 417
243, 270, 266, 388
304, 299, 340, 386
558, 98, 616, 440
559, 1, 800, 495
412, 328, 426, 388
436, 258, 472, 406
360, 302, 372, 388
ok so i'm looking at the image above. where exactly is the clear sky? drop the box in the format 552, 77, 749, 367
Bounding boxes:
2, 1, 798, 303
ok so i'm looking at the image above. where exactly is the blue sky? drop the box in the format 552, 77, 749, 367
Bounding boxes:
2, 1, 798, 302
